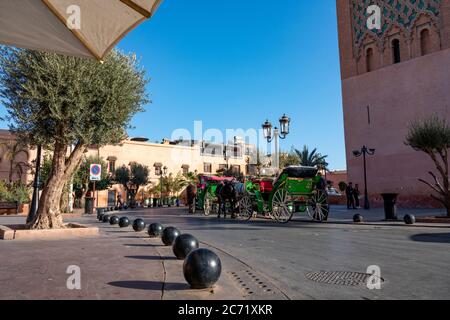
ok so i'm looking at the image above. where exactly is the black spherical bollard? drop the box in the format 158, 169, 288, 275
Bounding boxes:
109, 216, 120, 225
404, 214, 416, 225
148, 223, 164, 238
353, 214, 364, 223
110, 207, 115, 212
183, 248, 222, 289
173, 234, 199, 260
119, 217, 130, 228
102, 215, 110, 223
162, 227, 181, 246
98, 212, 105, 221
133, 219, 146, 232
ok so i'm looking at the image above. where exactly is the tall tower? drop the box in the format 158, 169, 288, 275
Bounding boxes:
336, 0, 450, 207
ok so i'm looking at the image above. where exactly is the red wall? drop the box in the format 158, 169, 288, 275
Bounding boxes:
342, 48, 450, 207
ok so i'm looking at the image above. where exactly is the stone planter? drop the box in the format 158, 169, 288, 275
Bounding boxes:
0, 223, 99, 240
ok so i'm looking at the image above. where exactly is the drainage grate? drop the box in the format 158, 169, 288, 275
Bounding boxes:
305, 271, 384, 287
228, 270, 279, 298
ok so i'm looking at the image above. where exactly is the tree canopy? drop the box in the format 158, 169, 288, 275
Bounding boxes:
0, 48, 149, 229
405, 115, 450, 217
114, 163, 150, 205
0, 48, 148, 148
294, 146, 328, 168
405, 115, 450, 153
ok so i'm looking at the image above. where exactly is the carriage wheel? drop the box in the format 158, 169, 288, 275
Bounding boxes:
271, 189, 294, 223
237, 195, 253, 222
188, 202, 196, 214
306, 191, 329, 222
204, 193, 220, 216
203, 195, 212, 216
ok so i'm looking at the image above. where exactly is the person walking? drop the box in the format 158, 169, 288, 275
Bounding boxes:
353, 184, 361, 209
346, 182, 356, 210
117, 193, 124, 208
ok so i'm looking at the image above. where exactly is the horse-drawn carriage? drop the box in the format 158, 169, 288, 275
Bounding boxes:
237, 166, 329, 223
187, 167, 329, 223
195, 175, 235, 216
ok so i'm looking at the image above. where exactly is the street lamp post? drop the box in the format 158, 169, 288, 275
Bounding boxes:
262, 114, 291, 170
223, 137, 238, 171
27, 145, 42, 224
353, 146, 376, 210
160, 166, 168, 207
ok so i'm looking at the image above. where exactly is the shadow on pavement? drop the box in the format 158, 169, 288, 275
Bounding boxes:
124, 243, 164, 248
108, 280, 188, 291
118, 236, 149, 239
125, 255, 178, 261
410, 233, 450, 243
106, 230, 135, 233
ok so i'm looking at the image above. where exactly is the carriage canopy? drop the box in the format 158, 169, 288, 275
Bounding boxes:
280, 166, 318, 179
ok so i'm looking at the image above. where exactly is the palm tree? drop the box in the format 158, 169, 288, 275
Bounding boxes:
0, 140, 30, 183
294, 146, 328, 168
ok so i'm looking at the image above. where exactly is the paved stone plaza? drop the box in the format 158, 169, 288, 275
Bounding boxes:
0, 206, 449, 300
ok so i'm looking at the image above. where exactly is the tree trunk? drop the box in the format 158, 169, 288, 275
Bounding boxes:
9, 160, 13, 183
29, 142, 85, 229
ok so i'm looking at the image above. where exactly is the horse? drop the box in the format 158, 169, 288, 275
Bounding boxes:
216, 180, 244, 219
186, 184, 197, 214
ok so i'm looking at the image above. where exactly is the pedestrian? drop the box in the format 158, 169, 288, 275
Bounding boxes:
117, 193, 123, 208
353, 184, 361, 208
346, 182, 356, 210
316, 172, 327, 192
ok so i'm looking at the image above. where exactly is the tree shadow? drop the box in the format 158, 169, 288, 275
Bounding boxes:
108, 280, 188, 291
123, 243, 164, 248
410, 233, 450, 244
106, 230, 134, 233
125, 255, 178, 261
118, 236, 148, 239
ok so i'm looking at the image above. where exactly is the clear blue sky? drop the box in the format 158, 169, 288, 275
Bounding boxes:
1, 0, 346, 170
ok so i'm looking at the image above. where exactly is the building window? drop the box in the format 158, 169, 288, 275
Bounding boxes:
108, 160, 116, 173
107, 156, 117, 173
366, 47, 373, 72
204, 163, 212, 173
231, 165, 240, 174
392, 39, 401, 64
420, 29, 431, 56
219, 164, 227, 171
182, 165, 189, 175
154, 163, 162, 176
201, 142, 221, 156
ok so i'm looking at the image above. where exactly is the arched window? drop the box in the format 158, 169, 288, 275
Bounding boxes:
392, 39, 401, 64
366, 48, 374, 72
420, 29, 431, 56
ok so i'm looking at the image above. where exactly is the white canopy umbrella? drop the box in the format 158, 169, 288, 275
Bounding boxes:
0, 0, 162, 60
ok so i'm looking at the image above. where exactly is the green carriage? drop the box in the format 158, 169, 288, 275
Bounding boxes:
196, 175, 234, 216
238, 166, 329, 223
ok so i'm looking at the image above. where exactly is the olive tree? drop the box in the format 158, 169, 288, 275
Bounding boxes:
0, 48, 148, 229
73, 156, 112, 200
405, 115, 450, 217
114, 163, 149, 206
